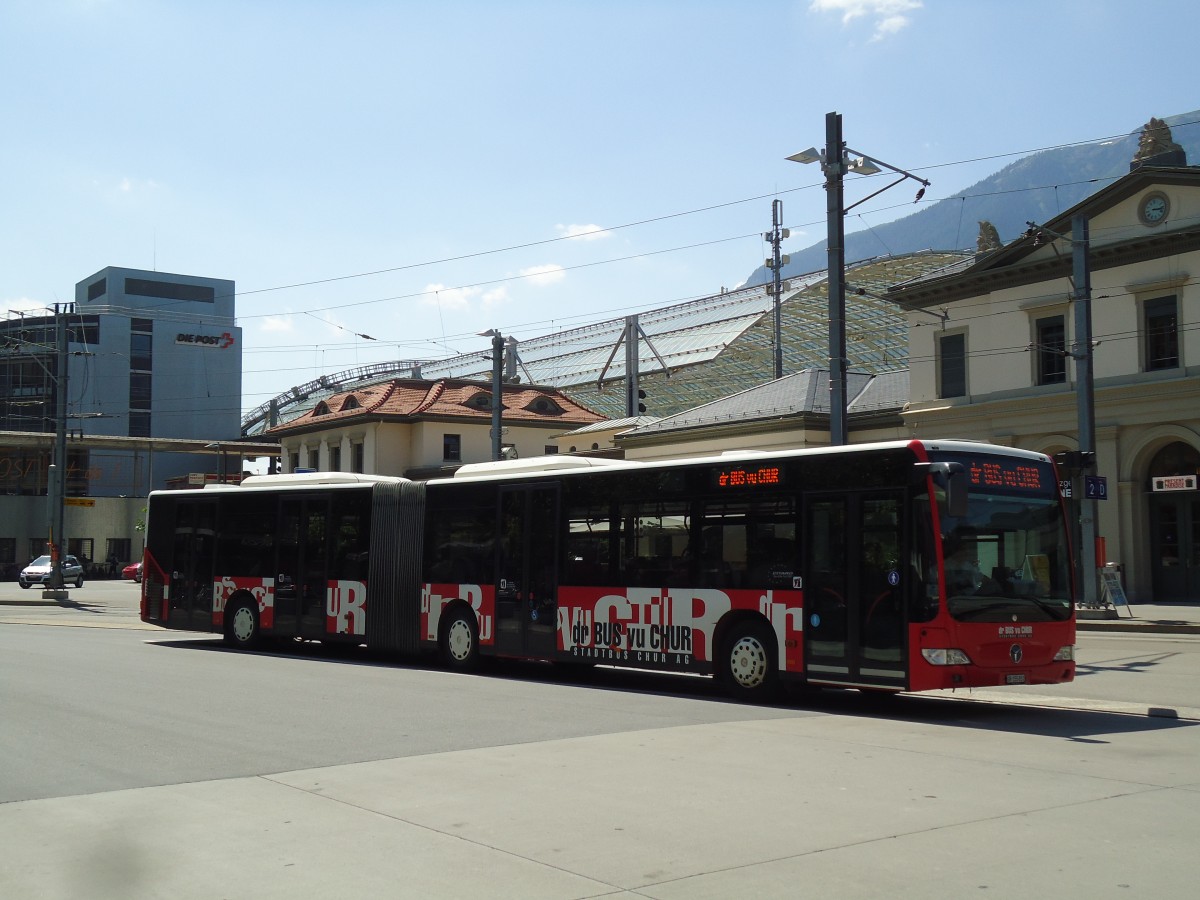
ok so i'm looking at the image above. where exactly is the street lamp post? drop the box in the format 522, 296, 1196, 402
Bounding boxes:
824, 113, 848, 444
788, 111, 929, 446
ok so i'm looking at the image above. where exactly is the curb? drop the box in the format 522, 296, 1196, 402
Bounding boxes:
923, 689, 1200, 721
1077, 621, 1200, 635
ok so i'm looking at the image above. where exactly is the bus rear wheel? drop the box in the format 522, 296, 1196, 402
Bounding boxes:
719, 621, 778, 701
225, 599, 260, 650
440, 607, 479, 671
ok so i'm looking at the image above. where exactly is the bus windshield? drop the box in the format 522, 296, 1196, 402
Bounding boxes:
934, 455, 1072, 624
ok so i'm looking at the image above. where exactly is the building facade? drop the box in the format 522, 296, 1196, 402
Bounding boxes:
891, 165, 1200, 603
1, 266, 244, 573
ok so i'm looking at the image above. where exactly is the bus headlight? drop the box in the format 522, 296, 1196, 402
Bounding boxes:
1052, 645, 1075, 661
921, 648, 972, 666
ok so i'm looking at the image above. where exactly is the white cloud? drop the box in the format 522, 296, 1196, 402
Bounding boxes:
809, 0, 922, 40
100, 176, 161, 196
1, 297, 50, 315
422, 283, 512, 311
260, 315, 295, 333
481, 287, 509, 306
557, 223, 611, 241
423, 283, 473, 311
519, 263, 566, 286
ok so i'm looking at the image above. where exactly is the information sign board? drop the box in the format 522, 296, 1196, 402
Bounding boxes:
1099, 569, 1129, 608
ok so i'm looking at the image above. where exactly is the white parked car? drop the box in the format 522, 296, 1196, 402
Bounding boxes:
19, 555, 85, 589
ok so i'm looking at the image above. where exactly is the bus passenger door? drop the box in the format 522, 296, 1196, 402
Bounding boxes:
170, 500, 216, 631
276, 495, 331, 640
804, 491, 906, 688
494, 484, 560, 660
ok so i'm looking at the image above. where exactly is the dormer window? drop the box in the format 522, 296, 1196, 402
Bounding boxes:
465, 392, 494, 410
525, 396, 565, 415
339, 395, 360, 412
313, 401, 332, 416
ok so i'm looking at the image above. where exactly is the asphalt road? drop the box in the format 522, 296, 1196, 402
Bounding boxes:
0, 625, 817, 804
4, 581, 1200, 898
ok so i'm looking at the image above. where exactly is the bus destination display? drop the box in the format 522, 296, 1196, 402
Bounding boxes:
714, 465, 783, 489
966, 459, 1044, 491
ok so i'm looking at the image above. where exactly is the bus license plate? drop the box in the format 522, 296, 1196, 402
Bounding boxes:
1006, 674, 1027, 684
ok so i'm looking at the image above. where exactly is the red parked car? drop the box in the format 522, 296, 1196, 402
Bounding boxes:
122, 561, 143, 583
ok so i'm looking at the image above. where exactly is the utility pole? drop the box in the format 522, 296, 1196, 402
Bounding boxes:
765, 200, 790, 379
489, 330, 504, 461
1072, 214, 1099, 607
47, 304, 70, 594
1028, 215, 1100, 607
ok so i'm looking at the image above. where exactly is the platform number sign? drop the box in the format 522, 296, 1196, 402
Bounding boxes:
1085, 475, 1108, 500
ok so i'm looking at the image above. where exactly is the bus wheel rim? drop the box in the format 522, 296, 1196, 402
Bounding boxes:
448, 619, 473, 661
729, 635, 768, 688
233, 607, 254, 642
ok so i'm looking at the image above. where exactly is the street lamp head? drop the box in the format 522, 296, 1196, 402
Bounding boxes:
846, 156, 882, 176
786, 147, 822, 165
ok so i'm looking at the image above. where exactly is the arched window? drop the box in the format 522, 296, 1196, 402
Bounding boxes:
1148, 442, 1200, 489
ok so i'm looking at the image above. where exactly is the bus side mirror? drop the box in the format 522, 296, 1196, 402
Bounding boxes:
914, 462, 968, 518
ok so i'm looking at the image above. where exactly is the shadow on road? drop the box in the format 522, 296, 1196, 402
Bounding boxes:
145, 635, 1196, 741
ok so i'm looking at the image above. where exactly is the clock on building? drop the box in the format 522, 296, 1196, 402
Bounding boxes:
1139, 191, 1170, 225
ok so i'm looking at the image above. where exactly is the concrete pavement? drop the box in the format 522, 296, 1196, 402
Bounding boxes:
4, 582, 1200, 897
3, 694, 1198, 898
1076, 600, 1200, 634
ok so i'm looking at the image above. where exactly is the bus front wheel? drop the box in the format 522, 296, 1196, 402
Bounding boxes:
225, 599, 260, 650
440, 607, 480, 671
719, 621, 778, 701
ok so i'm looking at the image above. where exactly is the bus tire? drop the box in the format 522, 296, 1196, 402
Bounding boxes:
225, 598, 261, 650
440, 606, 480, 671
718, 620, 778, 701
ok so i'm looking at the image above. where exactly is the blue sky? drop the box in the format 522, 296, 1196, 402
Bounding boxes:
3, 0, 1197, 421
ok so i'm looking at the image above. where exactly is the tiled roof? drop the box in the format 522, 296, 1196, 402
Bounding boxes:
266, 378, 606, 435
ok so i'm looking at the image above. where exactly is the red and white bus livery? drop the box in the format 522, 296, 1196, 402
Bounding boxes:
141, 439, 1076, 698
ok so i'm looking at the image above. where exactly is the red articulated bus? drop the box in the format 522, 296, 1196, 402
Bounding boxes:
140, 439, 1076, 699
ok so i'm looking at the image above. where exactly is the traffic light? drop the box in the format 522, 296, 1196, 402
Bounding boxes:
1053, 450, 1097, 471
637, 389, 647, 414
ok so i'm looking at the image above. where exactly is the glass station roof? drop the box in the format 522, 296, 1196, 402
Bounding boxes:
242, 251, 969, 435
